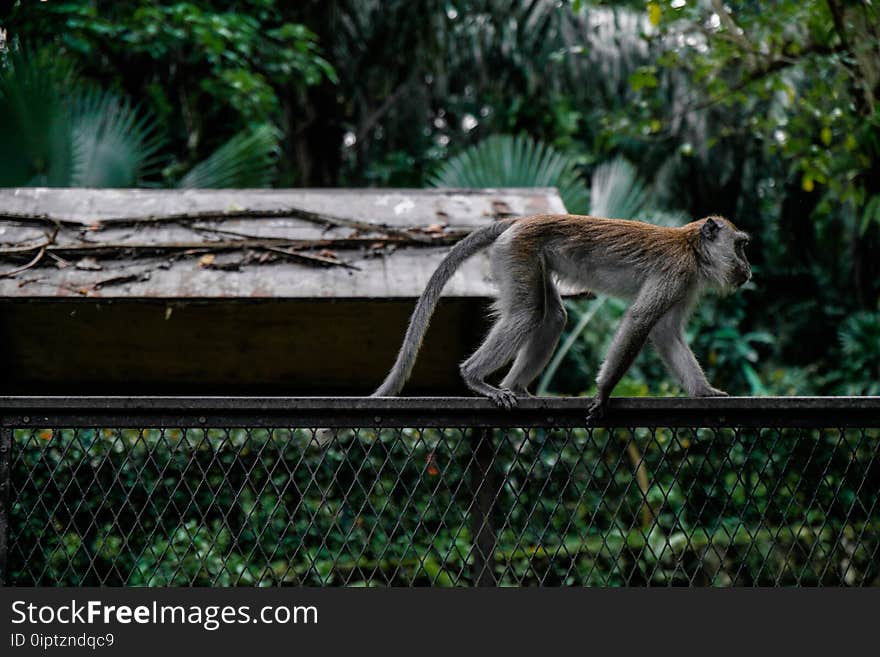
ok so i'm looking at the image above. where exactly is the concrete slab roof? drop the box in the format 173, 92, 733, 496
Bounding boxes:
0, 187, 566, 299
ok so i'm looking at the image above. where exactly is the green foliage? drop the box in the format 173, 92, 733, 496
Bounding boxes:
0, 49, 75, 186
0, 47, 279, 189
109, 3, 335, 123
587, 156, 688, 226
12, 426, 879, 586
0, 49, 162, 187
689, 294, 777, 395
71, 89, 164, 187
430, 134, 590, 214
178, 125, 281, 189
5, 1, 336, 177
587, 156, 648, 218
838, 312, 880, 395
637, 0, 880, 216
596, 0, 880, 397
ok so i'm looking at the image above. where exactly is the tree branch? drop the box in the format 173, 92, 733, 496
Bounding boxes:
262, 245, 360, 270
25, 234, 463, 255
0, 207, 437, 243
0, 246, 46, 278
709, 0, 755, 59
687, 41, 846, 114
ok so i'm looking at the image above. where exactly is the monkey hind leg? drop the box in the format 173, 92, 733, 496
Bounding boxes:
500, 279, 566, 395
460, 311, 537, 409
462, 244, 547, 408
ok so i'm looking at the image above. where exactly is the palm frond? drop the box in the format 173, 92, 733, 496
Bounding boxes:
178, 124, 280, 189
71, 89, 165, 187
429, 134, 589, 213
0, 49, 76, 186
0, 49, 164, 188
588, 156, 648, 219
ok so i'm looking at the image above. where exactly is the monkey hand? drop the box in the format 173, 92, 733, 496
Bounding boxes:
586, 394, 606, 425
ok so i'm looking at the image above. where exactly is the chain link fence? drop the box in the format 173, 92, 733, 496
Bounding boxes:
1, 397, 878, 586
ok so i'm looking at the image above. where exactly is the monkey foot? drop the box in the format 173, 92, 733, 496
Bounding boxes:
487, 387, 518, 410
695, 387, 728, 397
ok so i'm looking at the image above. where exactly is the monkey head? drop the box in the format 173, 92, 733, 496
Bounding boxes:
698, 216, 752, 292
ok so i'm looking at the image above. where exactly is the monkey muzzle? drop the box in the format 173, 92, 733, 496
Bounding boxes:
733, 266, 751, 287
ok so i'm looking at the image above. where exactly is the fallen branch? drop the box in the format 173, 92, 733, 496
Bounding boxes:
90, 272, 152, 291
0, 233, 466, 258
0, 214, 78, 229
0, 226, 58, 255
263, 245, 360, 270
191, 225, 469, 247
0, 246, 47, 278
0, 238, 54, 254
0, 207, 437, 243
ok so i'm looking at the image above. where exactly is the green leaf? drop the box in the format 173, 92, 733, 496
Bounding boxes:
859, 195, 880, 235
71, 89, 164, 187
743, 363, 768, 395
629, 66, 659, 92
178, 124, 280, 188
429, 134, 589, 213
0, 49, 76, 186
419, 557, 456, 586
0, 48, 164, 188
588, 157, 649, 220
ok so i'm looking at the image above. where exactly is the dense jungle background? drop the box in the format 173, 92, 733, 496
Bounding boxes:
2, 1, 880, 586
2, 0, 879, 397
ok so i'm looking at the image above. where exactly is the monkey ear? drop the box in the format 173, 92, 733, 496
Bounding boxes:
701, 217, 720, 241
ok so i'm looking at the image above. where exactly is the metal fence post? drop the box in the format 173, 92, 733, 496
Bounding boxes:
0, 424, 12, 586
470, 428, 498, 586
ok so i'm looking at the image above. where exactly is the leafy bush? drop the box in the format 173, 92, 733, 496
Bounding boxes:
838, 312, 880, 395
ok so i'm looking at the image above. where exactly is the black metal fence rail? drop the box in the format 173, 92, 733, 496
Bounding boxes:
1, 396, 879, 586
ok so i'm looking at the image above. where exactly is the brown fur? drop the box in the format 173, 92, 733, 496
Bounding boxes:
510, 214, 727, 272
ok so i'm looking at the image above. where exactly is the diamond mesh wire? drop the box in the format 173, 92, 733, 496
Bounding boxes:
6, 422, 880, 586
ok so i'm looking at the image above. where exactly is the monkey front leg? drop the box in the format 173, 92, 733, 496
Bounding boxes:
588, 306, 663, 424
649, 305, 728, 398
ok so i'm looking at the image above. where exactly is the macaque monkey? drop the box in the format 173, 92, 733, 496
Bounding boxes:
374, 214, 751, 422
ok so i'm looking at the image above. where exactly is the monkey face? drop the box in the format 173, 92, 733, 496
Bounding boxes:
731, 233, 752, 286
699, 216, 752, 291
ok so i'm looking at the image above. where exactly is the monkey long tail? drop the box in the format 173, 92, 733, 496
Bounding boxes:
373, 218, 516, 396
